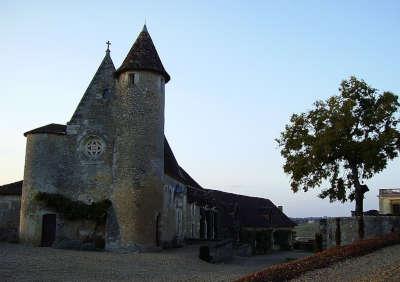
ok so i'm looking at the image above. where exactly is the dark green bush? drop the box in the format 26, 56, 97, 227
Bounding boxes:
35, 192, 111, 224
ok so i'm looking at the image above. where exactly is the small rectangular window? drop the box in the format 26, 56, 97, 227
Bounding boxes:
129, 73, 135, 86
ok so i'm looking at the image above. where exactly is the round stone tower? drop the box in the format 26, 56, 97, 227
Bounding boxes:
109, 25, 170, 251
19, 126, 67, 246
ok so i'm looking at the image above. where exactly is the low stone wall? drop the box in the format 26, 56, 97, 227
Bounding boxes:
199, 239, 233, 263
211, 239, 233, 262
320, 216, 400, 248
0, 195, 21, 242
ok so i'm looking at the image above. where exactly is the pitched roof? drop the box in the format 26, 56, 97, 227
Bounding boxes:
164, 138, 186, 183
179, 166, 202, 189
379, 189, 400, 197
188, 188, 296, 229
0, 181, 22, 196
215, 190, 296, 228
24, 124, 67, 137
70, 50, 116, 123
115, 25, 170, 82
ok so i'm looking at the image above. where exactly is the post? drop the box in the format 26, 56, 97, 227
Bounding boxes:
335, 217, 341, 246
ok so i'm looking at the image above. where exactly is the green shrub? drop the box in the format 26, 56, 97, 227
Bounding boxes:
35, 192, 111, 224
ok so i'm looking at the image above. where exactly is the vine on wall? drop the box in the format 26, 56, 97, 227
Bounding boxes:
35, 192, 111, 224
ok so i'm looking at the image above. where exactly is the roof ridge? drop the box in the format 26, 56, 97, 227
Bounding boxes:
206, 188, 273, 201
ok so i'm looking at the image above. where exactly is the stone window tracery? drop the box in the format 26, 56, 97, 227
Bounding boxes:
86, 139, 103, 157
82, 136, 105, 160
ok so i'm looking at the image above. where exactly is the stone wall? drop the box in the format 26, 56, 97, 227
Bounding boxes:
379, 196, 400, 214
185, 201, 200, 239
17, 45, 196, 251
320, 216, 400, 248
110, 70, 165, 251
19, 133, 68, 245
161, 176, 201, 245
54, 217, 102, 250
161, 175, 186, 246
20, 52, 117, 247
0, 195, 20, 242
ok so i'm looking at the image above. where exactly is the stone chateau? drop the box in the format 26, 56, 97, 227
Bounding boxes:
0, 26, 294, 252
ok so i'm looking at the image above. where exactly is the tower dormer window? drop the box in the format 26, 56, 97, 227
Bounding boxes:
129, 73, 135, 86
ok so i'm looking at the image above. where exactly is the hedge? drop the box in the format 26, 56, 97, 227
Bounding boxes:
235, 232, 400, 282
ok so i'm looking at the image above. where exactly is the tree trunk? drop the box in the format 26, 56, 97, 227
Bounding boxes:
351, 165, 365, 240
354, 186, 365, 239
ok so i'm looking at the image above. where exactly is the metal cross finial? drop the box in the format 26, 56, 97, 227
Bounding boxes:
106, 41, 111, 51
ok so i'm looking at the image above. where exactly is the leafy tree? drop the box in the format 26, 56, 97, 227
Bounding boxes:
276, 76, 400, 239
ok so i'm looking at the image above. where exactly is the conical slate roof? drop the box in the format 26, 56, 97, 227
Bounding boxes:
115, 25, 170, 82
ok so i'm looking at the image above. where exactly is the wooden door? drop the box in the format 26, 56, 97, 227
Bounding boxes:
41, 214, 56, 247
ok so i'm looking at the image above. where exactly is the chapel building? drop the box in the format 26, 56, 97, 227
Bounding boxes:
0, 26, 295, 252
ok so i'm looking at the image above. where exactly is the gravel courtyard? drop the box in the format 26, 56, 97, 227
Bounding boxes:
291, 244, 400, 282
0, 242, 310, 282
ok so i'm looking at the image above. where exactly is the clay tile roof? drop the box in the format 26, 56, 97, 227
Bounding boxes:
115, 25, 170, 82
179, 166, 202, 189
23, 124, 67, 137
379, 189, 400, 197
188, 188, 296, 229
0, 181, 23, 196
210, 190, 296, 228
164, 138, 186, 183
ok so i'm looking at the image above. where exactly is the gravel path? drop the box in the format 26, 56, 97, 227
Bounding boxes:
291, 244, 400, 282
0, 242, 310, 282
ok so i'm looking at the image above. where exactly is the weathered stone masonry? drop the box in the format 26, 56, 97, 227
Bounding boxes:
0, 25, 296, 252
0, 181, 21, 242
320, 216, 400, 248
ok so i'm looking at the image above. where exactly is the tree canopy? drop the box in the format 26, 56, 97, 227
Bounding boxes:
276, 77, 400, 225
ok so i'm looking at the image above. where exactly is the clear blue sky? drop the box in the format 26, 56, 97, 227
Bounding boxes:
1, 1, 400, 217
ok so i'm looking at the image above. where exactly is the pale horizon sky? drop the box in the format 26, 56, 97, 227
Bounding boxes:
1, 1, 400, 217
